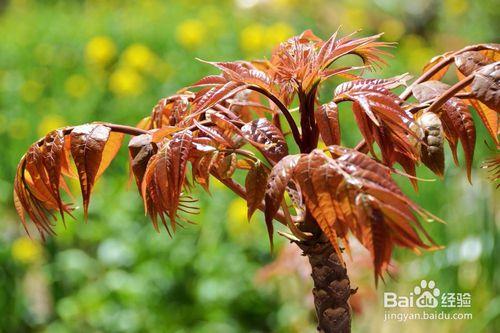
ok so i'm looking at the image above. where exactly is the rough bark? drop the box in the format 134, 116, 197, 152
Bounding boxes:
298, 237, 352, 333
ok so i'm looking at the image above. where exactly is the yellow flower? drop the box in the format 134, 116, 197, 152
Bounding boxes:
64, 75, 90, 99
266, 22, 294, 47
176, 20, 206, 49
20, 80, 43, 102
85, 36, 117, 66
37, 115, 66, 137
379, 19, 406, 41
240, 24, 266, 54
11, 237, 43, 264
109, 67, 144, 97
122, 44, 156, 72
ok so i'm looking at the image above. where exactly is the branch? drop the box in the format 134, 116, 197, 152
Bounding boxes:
248, 86, 302, 146
400, 44, 491, 101
406, 92, 473, 114
37, 123, 149, 146
427, 74, 474, 114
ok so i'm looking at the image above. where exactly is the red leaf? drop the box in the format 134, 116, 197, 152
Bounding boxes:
241, 118, 288, 163
315, 102, 341, 146
470, 62, 500, 112
245, 162, 268, 220
70, 124, 112, 217
264, 155, 300, 226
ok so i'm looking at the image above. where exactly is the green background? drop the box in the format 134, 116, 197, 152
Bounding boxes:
0, 0, 498, 332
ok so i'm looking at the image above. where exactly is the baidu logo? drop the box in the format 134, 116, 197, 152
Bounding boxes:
383, 279, 473, 321
383, 279, 467, 309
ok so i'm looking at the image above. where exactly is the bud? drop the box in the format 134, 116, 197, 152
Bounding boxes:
417, 112, 445, 177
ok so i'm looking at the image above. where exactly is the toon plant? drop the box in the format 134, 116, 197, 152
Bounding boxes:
13, 30, 499, 332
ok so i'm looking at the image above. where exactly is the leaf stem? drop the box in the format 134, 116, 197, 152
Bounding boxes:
248, 86, 302, 147
99, 123, 149, 136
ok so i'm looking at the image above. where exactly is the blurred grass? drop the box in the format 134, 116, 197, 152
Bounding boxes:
0, 0, 498, 332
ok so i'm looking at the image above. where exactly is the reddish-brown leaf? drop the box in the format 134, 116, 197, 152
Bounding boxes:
39, 130, 67, 220
128, 134, 157, 192
151, 126, 181, 143
141, 130, 196, 233
455, 51, 494, 76
470, 62, 500, 112
241, 118, 288, 163
70, 124, 112, 217
467, 99, 498, 145
335, 82, 416, 165
320, 32, 392, 70
443, 98, 476, 182
334, 74, 411, 96
193, 81, 248, 112
315, 102, 341, 146
165, 130, 194, 226
293, 151, 344, 259
14, 156, 55, 238
264, 155, 300, 226
192, 151, 217, 192
12, 128, 97, 238
97, 131, 124, 178
355, 194, 392, 284
311, 159, 352, 251
245, 162, 268, 220
211, 152, 237, 179
194, 120, 235, 147
456, 69, 499, 145
191, 75, 228, 87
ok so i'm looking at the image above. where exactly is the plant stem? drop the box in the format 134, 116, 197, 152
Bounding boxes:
298, 87, 320, 153
297, 234, 352, 333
